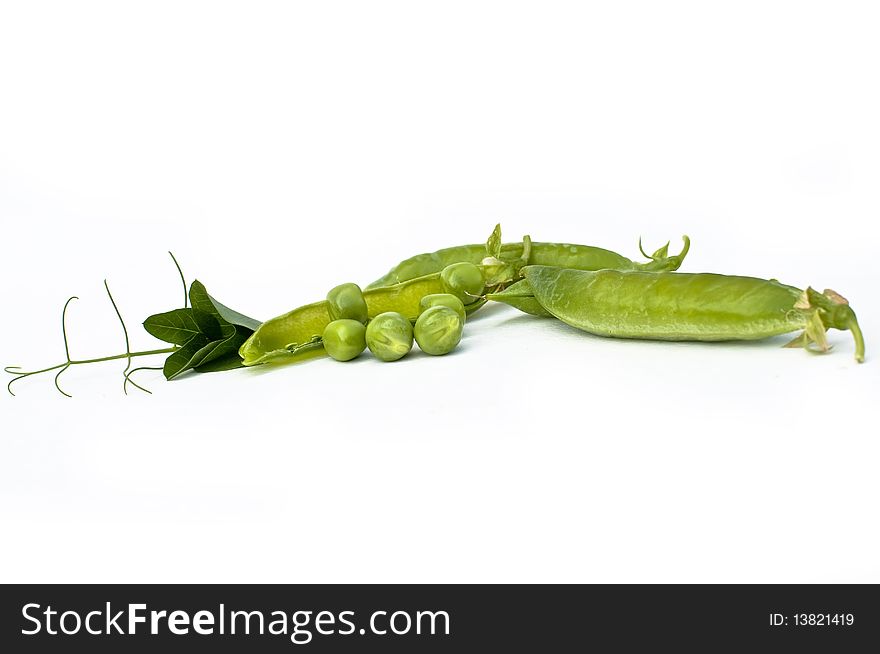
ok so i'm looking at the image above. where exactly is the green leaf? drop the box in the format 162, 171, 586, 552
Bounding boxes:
188, 280, 220, 318
144, 308, 222, 345
193, 350, 246, 373
190, 280, 261, 330
208, 294, 261, 331
194, 324, 247, 368
164, 325, 253, 380
162, 334, 211, 379
150, 280, 259, 379
486, 223, 503, 259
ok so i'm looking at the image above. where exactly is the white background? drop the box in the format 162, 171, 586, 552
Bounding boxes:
1, 1, 878, 583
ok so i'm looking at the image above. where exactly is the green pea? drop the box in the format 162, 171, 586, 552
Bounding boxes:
414, 306, 463, 356
322, 319, 367, 362
366, 312, 414, 362
326, 282, 368, 323
419, 293, 466, 323
440, 262, 484, 305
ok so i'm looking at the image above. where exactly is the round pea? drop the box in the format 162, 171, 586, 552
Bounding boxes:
419, 293, 467, 324
365, 312, 413, 362
326, 282, 368, 323
322, 319, 367, 362
414, 306, 463, 356
440, 262, 484, 304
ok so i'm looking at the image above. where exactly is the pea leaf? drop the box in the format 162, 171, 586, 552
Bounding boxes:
164, 328, 250, 380
148, 280, 261, 380
143, 308, 221, 345
162, 323, 248, 380
207, 294, 261, 331
162, 334, 211, 379
191, 326, 252, 373
189, 280, 221, 318
190, 280, 261, 331
486, 223, 503, 259
192, 349, 247, 373
192, 324, 249, 369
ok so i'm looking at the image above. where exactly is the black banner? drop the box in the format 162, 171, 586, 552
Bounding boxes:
1, 584, 877, 652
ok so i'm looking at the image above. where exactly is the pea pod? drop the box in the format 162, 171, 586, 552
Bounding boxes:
239, 270, 487, 366
485, 279, 553, 317
366, 230, 690, 289
485, 236, 691, 318
240, 228, 690, 367
519, 266, 865, 362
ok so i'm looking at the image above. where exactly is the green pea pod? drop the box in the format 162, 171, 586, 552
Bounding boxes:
486, 236, 691, 318
240, 271, 487, 366
366, 229, 690, 289
521, 266, 865, 362
241, 228, 690, 367
484, 279, 552, 317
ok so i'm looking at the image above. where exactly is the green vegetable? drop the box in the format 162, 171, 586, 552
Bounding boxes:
239, 226, 688, 367
366, 312, 413, 362
419, 293, 467, 323
322, 319, 367, 361
440, 262, 485, 305
326, 282, 368, 323
7, 224, 863, 399
414, 306, 463, 356
484, 279, 552, 317
366, 226, 690, 288
520, 266, 865, 362
239, 270, 479, 366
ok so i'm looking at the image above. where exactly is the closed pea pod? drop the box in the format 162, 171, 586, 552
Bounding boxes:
484, 279, 553, 317
484, 237, 691, 318
520, 266, 865, 361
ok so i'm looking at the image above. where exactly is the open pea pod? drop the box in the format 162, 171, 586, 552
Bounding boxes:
240, 225, 515, 366
366, 225, 690, 288
239, 271, 488, 366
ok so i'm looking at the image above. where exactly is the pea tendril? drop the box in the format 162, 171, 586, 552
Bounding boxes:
169, 250, 188, 309
4, 252, 188, 397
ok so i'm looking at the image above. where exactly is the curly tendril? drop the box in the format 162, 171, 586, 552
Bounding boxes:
4, 252, 187, 397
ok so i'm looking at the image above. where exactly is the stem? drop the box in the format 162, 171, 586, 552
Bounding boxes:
72, 348, 176, 365
5, 347, 175, 396
519, 235, 532, 266
15, 348, 175, 373
849, 317, 865, 363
